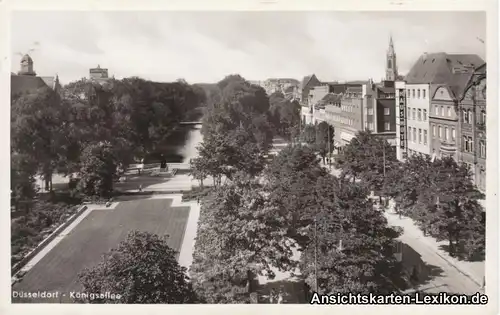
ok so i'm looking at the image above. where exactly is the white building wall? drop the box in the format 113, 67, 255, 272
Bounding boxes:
301, 106, 313, 125
309, 86, 329, 106
405, 83, 431, 156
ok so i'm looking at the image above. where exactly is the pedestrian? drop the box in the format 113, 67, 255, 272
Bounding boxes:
138, 184, 143, 192
277, 288, 284, 304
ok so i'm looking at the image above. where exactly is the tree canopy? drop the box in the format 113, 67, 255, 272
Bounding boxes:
386, 156, 485, 260
268, 91, 301, 141
11, 76, 207, 198
335, 130, 396, 194
299, 174, 402, 294
190, 173, 294, 303
78, 231, 197, 303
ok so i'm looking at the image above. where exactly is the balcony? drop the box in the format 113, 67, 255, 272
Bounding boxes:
440, 140, 457, 153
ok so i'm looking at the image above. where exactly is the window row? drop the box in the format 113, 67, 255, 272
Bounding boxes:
463, 137, 486, 158
325, 113, 355, 126
432, 125, 456, 142
407, 88, 427, 99
366, 108, 391, 116
408, 127, 428, 145
407, 108, 427, 121
434, 105, 453, 118
461, 109, 486, 125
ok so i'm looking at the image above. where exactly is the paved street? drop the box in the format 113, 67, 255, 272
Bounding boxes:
385, 209, 481, 294
324, 161, 484, 294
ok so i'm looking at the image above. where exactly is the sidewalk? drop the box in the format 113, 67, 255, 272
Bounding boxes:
322, 160, 484, 292
385, 200, 484, 289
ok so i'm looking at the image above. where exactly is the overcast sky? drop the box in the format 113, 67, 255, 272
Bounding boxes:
10, 11, 486, 85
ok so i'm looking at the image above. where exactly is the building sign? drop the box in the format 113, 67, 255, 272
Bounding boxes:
398, 89, 406, 150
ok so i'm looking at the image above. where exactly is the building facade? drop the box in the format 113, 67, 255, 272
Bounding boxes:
396, 52, 484, 160
300, 74, 322, 125
429, 85, 460, 161
300, 74, 322, 105
457, 64, 487, 192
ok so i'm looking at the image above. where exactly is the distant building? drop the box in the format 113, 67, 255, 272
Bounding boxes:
312, 36, 398, 148
300, 74, 322, 106
88, 64, 111, 86
395, 52, 484, 161
262, 78, 300, 96
11, 54, 61, 100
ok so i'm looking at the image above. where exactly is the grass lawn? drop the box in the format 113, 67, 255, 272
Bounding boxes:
12, 198, 190, 303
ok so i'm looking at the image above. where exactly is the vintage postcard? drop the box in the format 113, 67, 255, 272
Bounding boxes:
1, 0, 497, 314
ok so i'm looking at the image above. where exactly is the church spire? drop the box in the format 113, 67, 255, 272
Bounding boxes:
385, 34, 398, 81
388, 34, 395, 55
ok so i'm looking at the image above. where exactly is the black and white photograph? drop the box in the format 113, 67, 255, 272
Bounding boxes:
4, 0, 497, 313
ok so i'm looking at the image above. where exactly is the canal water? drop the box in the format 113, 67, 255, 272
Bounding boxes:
143, 123, 203, 164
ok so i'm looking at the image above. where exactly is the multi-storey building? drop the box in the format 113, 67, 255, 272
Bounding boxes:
319, 83, 369, 147
371, 80, 397, 145
428, 65, 474, 162
457, 63, 487, 192
310, 85, 330, 124
300, 74, 322, 125
396, 52, 484, 160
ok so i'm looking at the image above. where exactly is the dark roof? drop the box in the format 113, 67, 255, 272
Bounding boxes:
475, 63, 486, 74
300, 74, 320, 89
405, 53, 484, 84
345, 80, 369, 85
301, 75, 311, 88
430, 63, 480, 100
378, 87, 394, 93
320, 93, 342, 104
11, 74, 52, 97
346, 86, 362, 94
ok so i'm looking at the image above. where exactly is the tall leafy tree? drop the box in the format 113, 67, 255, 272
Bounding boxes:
300, 124, 317, 145
299, 174, 403, 294
11, 86, 67, 190
264, 144, 327, 247
78, 231, 197, 303
335, 130, 396, 195
315, 121, 335, 164
11, 152, 38, 211
190, 173, 294, 303
268, 92, 301, 141
77, 141, 117, 197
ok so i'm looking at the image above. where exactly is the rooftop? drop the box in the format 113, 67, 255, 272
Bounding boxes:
11, 74, 56, 97
405, 52, 484, 84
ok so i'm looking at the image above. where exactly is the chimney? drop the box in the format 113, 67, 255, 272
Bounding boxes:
422, 52, 428, 61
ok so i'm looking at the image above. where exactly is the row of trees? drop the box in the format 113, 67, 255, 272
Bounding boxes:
77, 75, 306, 303
188, 79, 406, 302
11, 77, 206, 203
190, 75, 283, 186
189, 143, 404, 302
334, 130, 485, 260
